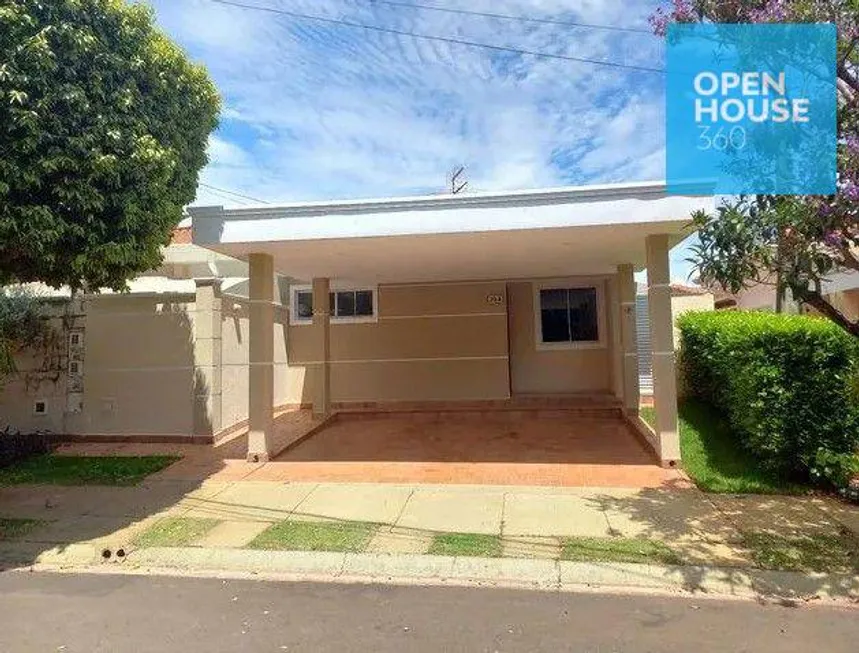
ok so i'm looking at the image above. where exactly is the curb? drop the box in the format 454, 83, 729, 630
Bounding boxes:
4, 544, 858, 603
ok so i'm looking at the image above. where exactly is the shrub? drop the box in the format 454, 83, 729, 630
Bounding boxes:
677, 311, 859, 485
0, 426, 53, 469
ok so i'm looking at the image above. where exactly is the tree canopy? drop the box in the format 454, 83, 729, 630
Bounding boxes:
0, 0, 220, 291
651, 0, 859, 336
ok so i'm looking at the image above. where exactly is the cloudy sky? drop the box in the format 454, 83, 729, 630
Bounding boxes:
147, 0, 697, 280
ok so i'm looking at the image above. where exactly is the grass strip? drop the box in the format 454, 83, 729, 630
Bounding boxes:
0, 455, 179, 486
248, 520, 378, 553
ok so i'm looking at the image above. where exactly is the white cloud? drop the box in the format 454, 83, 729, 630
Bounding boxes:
148, 0, 667, 204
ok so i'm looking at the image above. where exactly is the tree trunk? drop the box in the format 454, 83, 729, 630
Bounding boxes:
801, 292, 859, 338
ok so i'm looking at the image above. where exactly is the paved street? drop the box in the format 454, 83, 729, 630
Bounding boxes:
0, 571, 856, 652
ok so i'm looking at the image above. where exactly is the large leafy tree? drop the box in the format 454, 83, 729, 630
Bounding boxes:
651, 0, 859, 337
0, 0, 219, 291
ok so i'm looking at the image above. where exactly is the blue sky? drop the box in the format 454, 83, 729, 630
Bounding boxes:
146, 0, 698, 282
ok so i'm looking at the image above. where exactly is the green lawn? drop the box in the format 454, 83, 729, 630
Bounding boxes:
249, 520, 378, 553
742, 529, 859, 574
428, 533, 503, 558
0, 455, 179, 486
0, 517, 44, 541
134, 517, 220, 548
560, 536, 683, 565
641, 400, 806, 494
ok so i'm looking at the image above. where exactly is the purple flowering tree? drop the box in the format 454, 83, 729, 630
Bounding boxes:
652, 0, 859, 336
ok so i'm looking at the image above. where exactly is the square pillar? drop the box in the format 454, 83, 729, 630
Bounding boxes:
645, 234, 681, 465
311, 277, 331, 418
193, 278, 223, 439
247, 253, 274, 462
617, 264, 640, 416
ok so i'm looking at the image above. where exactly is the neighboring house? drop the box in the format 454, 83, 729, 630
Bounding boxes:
709, 269, 859, 320
0, 182, 712, 467
635, 283, 714, 395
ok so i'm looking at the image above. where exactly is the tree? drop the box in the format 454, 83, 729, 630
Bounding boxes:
0, 0, 219, 292
651, 0, 859, 337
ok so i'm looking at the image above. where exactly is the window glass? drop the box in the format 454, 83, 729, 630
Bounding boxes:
336, 291, 356, 317
294, 288, 375, 321
296, 291, 313, 319
568, 288, 598, 341
355, 290, 373, 316
539, 288, 570, 342
539, 287, 598, 344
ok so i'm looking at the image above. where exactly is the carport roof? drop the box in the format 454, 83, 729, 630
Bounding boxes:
188, 181, 713, 283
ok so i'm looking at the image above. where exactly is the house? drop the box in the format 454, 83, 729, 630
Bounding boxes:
0, 182, 712, 469
709, 269, 859, 320
189, 181, 712, 466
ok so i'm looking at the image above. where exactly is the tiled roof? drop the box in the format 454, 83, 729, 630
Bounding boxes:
171, 226, 192, 244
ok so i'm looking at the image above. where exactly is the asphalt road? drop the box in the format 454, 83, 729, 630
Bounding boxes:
0, 571, 857, 652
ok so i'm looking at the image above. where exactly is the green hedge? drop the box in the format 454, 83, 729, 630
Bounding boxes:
677, 311, 859, 484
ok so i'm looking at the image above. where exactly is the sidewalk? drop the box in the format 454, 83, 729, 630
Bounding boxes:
2, 477, 858, 601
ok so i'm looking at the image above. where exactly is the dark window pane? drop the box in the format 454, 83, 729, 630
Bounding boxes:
296, 291, 313, 319
540, 288, 570, 342
568, 288, 598, 341
336, 291, 356, 317
329, 292, 335, 315
355, 290, 373, 316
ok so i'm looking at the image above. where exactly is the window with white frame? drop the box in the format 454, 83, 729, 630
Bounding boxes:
290, 286, 376, 324
537, 285, 601, 346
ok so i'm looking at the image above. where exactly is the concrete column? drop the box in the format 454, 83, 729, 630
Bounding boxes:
193, 278, 222, 440
645, 235, 681, 464
247, 253, 274, 462
311, 277, 331, 418
617, 264, 640, 416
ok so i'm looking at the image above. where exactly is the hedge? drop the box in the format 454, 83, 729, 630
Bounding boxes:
677, 311, 859, 485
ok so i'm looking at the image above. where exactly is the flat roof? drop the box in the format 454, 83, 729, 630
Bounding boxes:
188, 181, 714, 283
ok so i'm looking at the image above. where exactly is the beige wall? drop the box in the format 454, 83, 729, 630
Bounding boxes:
824, 289, 859, 322
670, 293, 715, 346
0, 296, 199, 436
287, 281, 510, 403
69, 296, 197, 436
1, 275, 625, 438
507, 280, 613, 395
220, 298, 294, 428
0, 305, 70, 434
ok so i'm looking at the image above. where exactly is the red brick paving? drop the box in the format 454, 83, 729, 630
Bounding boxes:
57, 410, 686, 488
263, 412, 681, 488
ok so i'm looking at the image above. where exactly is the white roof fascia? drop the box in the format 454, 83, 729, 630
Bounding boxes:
189, 182, 714, 246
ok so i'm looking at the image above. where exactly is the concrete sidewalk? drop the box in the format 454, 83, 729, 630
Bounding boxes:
3, 479, 859, 568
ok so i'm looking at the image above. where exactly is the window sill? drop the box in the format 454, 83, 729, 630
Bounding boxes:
291, 316, 378, 326
536, 340, 606, 351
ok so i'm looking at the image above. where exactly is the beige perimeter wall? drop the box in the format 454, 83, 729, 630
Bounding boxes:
0, 295, 199, 436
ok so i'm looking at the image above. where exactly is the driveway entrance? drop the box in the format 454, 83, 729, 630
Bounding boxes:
267, 410, 677, 487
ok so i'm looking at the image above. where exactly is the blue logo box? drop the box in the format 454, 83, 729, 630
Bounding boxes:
666, 23, 836, 195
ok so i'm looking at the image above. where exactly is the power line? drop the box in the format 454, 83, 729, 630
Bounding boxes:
208, 0, 665, 74
199, 182, 270, 204
363, 0, 653, 34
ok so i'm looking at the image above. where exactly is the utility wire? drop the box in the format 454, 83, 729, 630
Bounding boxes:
199, 182, 270, 204
208, 0, 665, 74
363, 0, 652, 34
